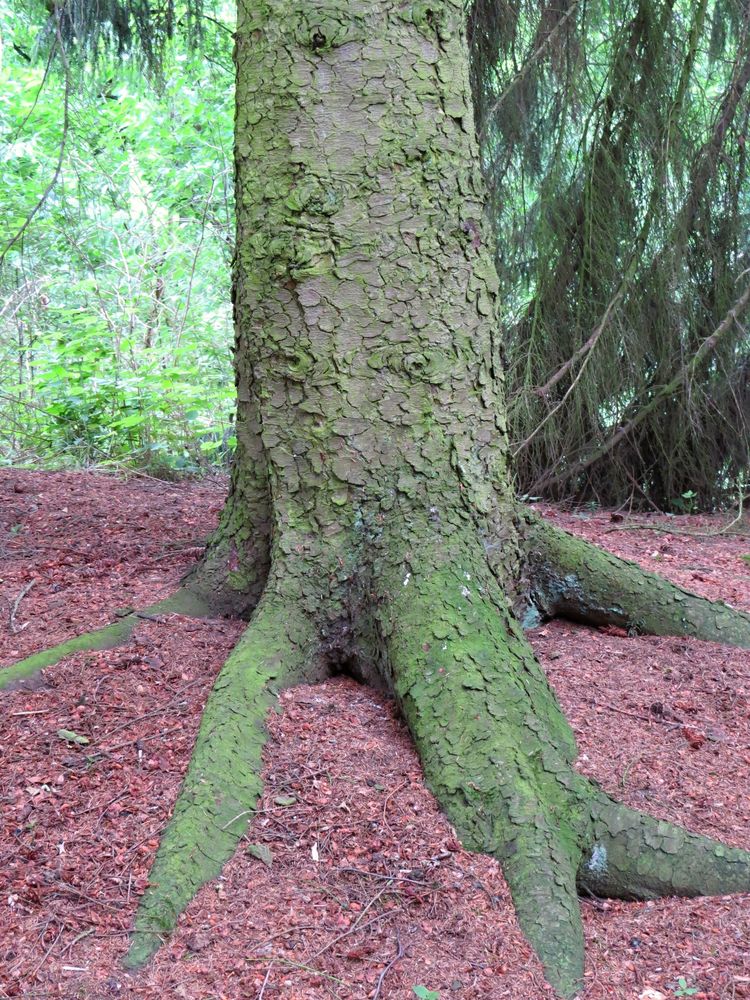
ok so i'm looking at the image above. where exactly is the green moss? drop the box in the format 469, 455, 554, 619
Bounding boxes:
0, 588, 212, 692
374, 520, 589, 997
125, 588, 321, 968
0, 617, 137, 690
525, 514, 750, 647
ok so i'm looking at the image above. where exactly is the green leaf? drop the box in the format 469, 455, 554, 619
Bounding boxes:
116, 412, 146, 428
273, 795, 297, 807
413, 988, 440, 1000
674, 978, 698, 997
57, 729, 90, 745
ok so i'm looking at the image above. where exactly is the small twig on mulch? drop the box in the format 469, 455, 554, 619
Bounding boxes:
97, 680, 202, 741
257, 960, 274, 999
307, 881, 402, 962
587, 699, 681, 727
30, 925, 64, 979
372, 935, 404, 1000
253, 956, 350, 987
382, 779, 409, 835
338, 866, 434, 887
9, 580, 35, 634
61, 928, 94, 957
606, 520, 750, 539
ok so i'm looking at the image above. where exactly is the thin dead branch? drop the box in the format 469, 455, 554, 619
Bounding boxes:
9, 580, 36, 635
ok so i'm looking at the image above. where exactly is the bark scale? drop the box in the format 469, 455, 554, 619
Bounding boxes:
215, 0, 522, 580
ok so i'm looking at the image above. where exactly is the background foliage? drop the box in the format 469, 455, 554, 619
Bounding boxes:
0, 0, 235, 471
470, 0, 750, 509
1, 0, 749, 507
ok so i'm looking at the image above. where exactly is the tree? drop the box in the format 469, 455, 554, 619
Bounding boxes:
3, 2, 750, 997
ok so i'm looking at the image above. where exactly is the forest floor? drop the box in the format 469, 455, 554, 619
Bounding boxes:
1, 470, 750, 1000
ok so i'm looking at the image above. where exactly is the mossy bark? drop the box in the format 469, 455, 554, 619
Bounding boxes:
181, 349, 273, 618
522, 512, 750, 645
125, 573, 326, 968
0, 588, 211, 692
121, 4, 750, 996
372, 515, 589, 995
371, 514, 750, 997
6, 3, 750, 996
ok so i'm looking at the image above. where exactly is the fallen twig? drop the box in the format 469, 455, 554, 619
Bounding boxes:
61, 927, 94, 957
372, 936, 404, 1000
307, 882, 401, 962
30, 925, 64, 979
98, 680, 201, 741
605, 520, 750, 539
257, 960, 273, 999
338, 866, 434, 887
382, 779, 409, 835
9, 579, 35, 634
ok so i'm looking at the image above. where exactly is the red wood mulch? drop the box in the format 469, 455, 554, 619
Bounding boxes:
1, 472, 749, 1000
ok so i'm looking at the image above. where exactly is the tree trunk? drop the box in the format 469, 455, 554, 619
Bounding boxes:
4, 2, 749, 996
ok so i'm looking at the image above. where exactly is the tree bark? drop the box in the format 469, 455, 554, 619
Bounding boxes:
522, 512, 750, 646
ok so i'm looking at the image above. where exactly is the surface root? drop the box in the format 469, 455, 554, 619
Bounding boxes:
124, 583, 322, 968
523, 513, 750, 647
0, 588, 212, 692
375, 523, 750, 997
581, 797, 750, 901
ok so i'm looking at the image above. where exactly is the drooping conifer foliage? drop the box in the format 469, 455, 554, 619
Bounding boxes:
34, 0, 207, 73
469, 0, 750, 509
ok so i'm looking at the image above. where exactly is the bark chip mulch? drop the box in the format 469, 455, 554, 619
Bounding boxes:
1, 473, 749, 999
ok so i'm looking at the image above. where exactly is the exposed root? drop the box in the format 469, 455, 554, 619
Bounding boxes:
124, 577, 325, 969
20, 503, 746, 995
496, 792, 585, 996
523, 513, 750, 647
374, 524, 750, 998
0, 587, 213, 692
374, 527, 589, 997
581, 797, 750, 901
